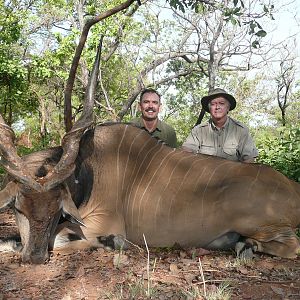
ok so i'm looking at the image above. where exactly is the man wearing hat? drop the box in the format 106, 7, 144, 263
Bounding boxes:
182, 88, 258, 162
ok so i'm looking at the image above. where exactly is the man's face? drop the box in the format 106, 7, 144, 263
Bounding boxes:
139, 92, 161, 121
209, 97, 230, 120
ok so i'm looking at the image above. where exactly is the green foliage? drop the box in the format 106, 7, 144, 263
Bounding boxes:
31, 30, 77, 81
248, 20, 267, 48
161, 60, 208, 145
166, 0, 194, 13
224, 6, 243, 26
0, 1, 23, 44
165, 105, 199, 146
256, 126, 300, 182
166, 0, 272, 49
0, 165, 5, 180
0, 1, 39, 124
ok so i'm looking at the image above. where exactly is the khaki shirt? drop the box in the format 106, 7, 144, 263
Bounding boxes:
182, 117, 258, 162
130, 117, 177, 148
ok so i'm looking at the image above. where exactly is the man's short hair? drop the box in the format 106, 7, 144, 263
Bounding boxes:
139, 88, 161, 103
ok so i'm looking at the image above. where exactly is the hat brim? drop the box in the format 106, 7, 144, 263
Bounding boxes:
201, 92, 236, 113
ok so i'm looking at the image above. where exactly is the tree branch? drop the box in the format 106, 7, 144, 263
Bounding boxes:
64, 0, 139, 132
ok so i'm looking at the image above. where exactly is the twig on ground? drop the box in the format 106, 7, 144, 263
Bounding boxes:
143, 233, 151, 297
198, 257, 207, 297
124, 237, 144, 252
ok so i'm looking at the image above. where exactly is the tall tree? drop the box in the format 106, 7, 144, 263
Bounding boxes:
117, 0, 275, 122
63, 0, 140, 131
0, 0, 37, 125
150, 0, 276, 129
275, 45, 296, 126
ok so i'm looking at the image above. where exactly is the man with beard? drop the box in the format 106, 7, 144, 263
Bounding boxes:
182, 88, 258, 162
130, 88, 177, 148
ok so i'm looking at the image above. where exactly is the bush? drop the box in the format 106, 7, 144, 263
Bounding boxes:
256, 126, 300, 182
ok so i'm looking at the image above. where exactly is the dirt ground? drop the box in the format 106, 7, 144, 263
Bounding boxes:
0, 209, 299, 300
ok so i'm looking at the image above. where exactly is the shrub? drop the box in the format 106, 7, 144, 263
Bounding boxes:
256, 126, 300, 182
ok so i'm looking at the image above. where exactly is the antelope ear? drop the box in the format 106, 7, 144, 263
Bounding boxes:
0, 181, 18, 209
61, 184, 85, 227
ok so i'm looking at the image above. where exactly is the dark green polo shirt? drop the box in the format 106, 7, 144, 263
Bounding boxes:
130, 117, 177, 148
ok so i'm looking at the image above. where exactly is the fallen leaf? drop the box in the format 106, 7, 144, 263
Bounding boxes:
183, 273, 195, 283
179, 250, 187, 258
270, 285, 285, 296
237, 266, 249, 275
256, 260, 275, 270
180, 258, 194, 265
8, 263, 19, 269
75, 265, 85, 277
169, 263, 179, 274
113, 253, 129, 268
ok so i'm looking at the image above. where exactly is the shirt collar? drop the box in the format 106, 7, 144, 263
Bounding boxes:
210, 116, 230, 131
139, 117, 162, 132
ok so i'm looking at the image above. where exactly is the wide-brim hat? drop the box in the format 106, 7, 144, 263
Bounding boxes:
201, 88, 236, 113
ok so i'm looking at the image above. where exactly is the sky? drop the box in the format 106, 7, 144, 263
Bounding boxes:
266, 0, 300, 73
274, 0, 300, 38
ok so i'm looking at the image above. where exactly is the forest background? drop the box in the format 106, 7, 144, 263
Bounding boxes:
0, 0, 299, 182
